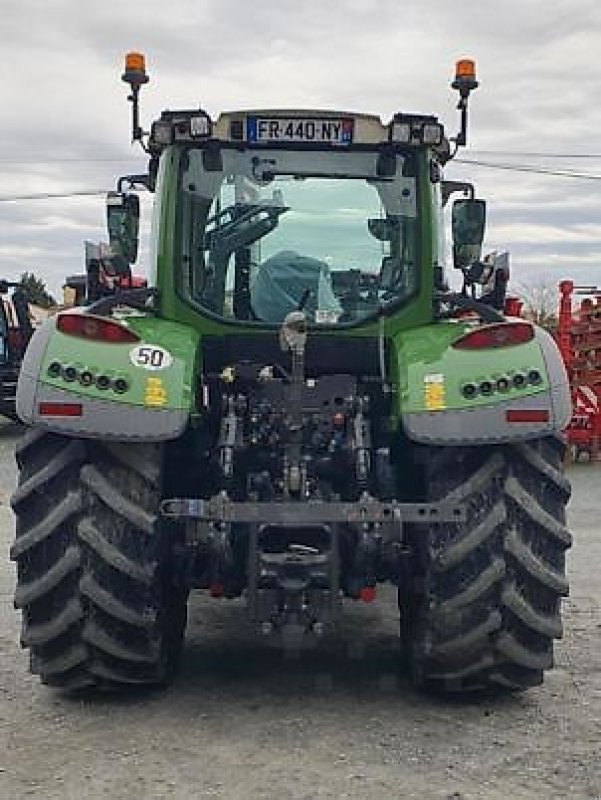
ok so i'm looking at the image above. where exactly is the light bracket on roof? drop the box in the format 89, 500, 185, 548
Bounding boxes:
122, 52, 150, 151
451, 58, 478, 151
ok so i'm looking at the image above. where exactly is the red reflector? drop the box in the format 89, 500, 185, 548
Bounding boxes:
453, 322, 534, 350
359, 586, 376, 603
506, 409, 550, 423
8, 329, 24, 353
39, 402, 83, 417
209, 583, 224, 598
57, 313, 139, 344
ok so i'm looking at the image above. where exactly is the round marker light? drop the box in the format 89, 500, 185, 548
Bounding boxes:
462, 383, 478, 399
47, 362, 61, 378
79, 370, 94, 387
479, 380, 493, 396
496, 377, 510, 392
528, 369, 543, 386
113, 377, 129, 394
62, 366, 78, 382
96, 375, 111, 390
512, 373, 527, 389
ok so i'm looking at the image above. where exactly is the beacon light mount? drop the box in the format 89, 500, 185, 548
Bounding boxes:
450, 58, 479, 152
122, 51, 150, 150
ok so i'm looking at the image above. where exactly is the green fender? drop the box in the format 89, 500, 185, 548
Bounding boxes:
390, 321, 571, 445
17, 311, 201, 441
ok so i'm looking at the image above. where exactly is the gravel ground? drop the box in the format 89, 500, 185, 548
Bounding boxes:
0, 419, 599, 800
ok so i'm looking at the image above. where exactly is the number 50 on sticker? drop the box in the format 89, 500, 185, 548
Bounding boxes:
129, 345, 173, 371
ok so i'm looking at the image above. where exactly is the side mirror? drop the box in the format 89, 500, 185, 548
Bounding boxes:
451, 198, 486, 269
106, 192, 140, 264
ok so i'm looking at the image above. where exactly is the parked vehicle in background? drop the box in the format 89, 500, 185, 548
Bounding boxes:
62, 241, 147, 308
558, 281, 601, 460
0, 280, 35, 420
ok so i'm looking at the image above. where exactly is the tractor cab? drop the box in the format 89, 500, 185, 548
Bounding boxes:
100, 54, 493, 334
128, 106, 452, 335
169, 112, 423, 327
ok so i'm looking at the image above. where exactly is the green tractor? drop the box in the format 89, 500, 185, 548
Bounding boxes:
11, 55, 572, 692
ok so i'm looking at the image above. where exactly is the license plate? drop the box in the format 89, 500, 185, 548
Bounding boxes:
247, 116, 353, 145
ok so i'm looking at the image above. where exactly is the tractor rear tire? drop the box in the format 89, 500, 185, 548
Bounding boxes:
10, 429, 187, 691
405, 435, 571, 691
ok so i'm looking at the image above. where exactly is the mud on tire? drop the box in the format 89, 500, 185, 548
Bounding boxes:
406, 435, 571, 691
10, 429, 187, 691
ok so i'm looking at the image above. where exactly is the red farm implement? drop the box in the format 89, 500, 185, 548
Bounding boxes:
558, 280, 601, 460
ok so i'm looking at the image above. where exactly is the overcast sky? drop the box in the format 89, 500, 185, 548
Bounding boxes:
1, 0, 600, 301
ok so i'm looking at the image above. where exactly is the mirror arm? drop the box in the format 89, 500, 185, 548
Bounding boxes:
116, 174, 151, 193
435, 291, 505, 323
442, 180, 475, 207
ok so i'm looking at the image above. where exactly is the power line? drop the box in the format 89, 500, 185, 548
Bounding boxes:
1, 151, 600, 167
0, 157, 143, 165
1, 157, 601, 203
0, 190, 107, 203
1, 150, 600, 165
455, 158, 601, 181
469, 150, 601, 159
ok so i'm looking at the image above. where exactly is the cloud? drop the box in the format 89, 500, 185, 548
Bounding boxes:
0, 0, 600, 297
490, 223, 601, 246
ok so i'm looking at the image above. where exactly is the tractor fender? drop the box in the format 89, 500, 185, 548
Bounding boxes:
16, 316, 55, 423
16, 314, 199, 441
398, 322, 571, 446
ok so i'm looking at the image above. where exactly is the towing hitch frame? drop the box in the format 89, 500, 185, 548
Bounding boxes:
161, 495, 465, 642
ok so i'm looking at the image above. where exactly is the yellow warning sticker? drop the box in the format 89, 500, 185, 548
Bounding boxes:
144, 376, 168, 407
423, 373, 446, 411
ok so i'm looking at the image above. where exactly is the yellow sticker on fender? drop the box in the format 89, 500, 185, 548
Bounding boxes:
424, 373, 446, 411
144, 376, 168, 407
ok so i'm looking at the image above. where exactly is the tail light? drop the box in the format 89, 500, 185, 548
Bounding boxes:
452, 321, 534, 350
57, 313, 140, 344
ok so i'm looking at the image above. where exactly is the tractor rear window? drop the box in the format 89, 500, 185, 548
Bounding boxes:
178, 148, 419, 326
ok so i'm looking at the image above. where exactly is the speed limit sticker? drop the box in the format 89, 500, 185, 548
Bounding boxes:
129, 345, 173, 371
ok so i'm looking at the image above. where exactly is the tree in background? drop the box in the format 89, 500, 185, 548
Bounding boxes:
517, 279, 558, 333
18, 272, 56, 309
